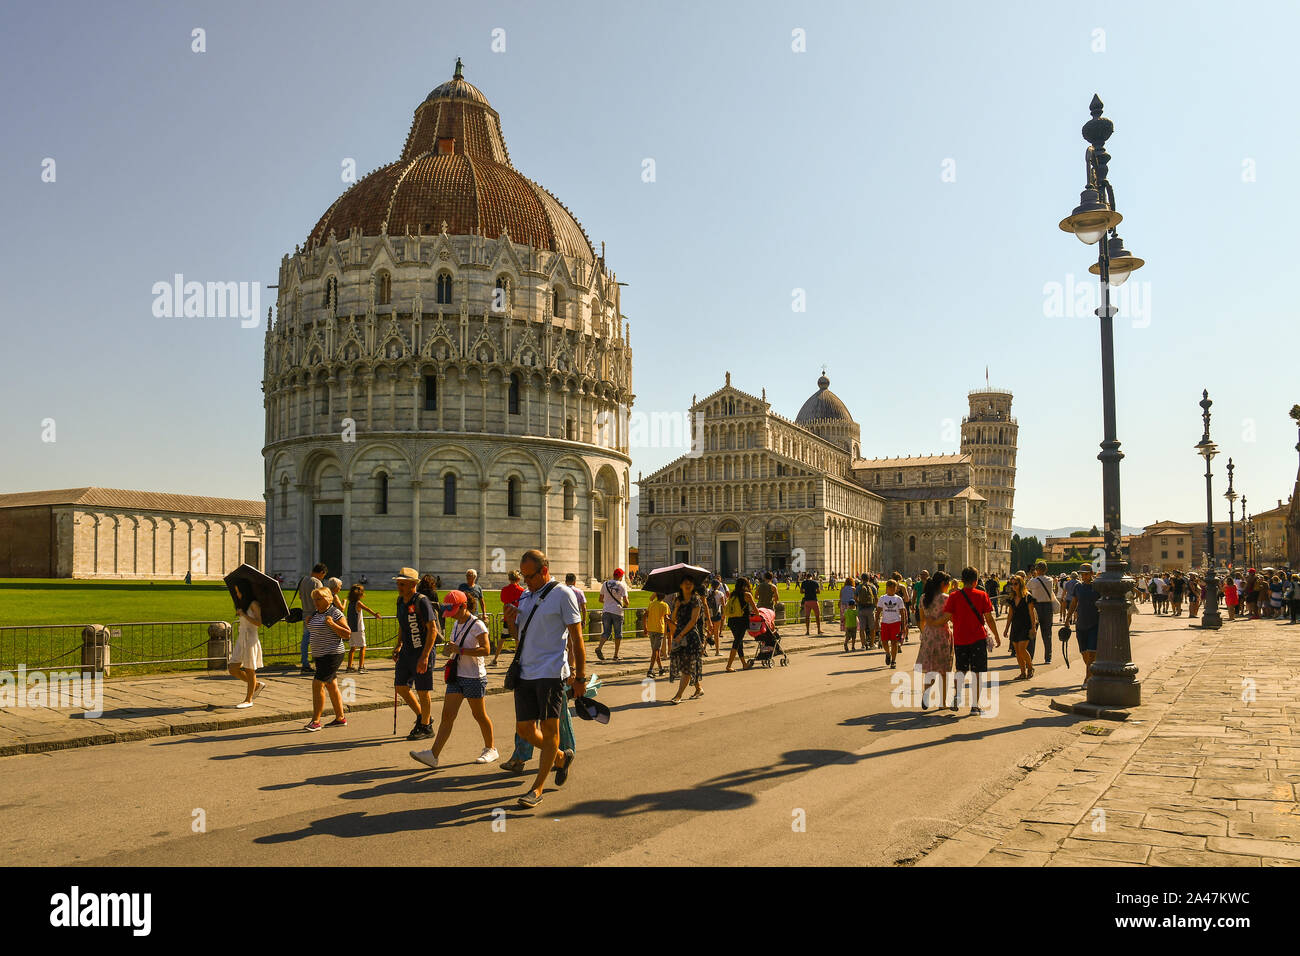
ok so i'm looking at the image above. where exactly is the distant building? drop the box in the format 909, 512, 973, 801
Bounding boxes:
1128, 520, 1231, 572
637, 374, 1015, 578
1043, 534, 1132, 563
0, 488, 265, 579
1252, 499, 1292, 567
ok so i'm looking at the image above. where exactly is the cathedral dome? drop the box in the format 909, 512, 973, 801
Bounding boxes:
307, 59, 594, 262
795, 374, 854, 424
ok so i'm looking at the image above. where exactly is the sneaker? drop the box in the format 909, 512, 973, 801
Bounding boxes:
304, 720, 323, 732
500, 759, 527, 774
517, 790, 543, 809
406, 720, 423, 740
646, 669, 655, 680
358, 666, 367, 674
235, 701, 253, 709
413, 722, 434, 740
554, 748, 575, 786
326, 716, 347, 727
345, 665, 354, 672
595, 647, 605, 661
410, 749, 439, 769
970, 706, 982, 716
252, 681, 267, 700
476, 747, 499, 764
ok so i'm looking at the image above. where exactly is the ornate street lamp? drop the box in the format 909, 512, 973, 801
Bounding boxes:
1224, 459, 1238, 574
1058, 94, 1143, 707
1195, 390, 1222, 628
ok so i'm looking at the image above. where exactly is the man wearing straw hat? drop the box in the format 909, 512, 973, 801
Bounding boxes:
393, 567, 439, 741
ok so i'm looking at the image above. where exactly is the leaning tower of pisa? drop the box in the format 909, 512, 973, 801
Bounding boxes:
960, 389, 1017, 576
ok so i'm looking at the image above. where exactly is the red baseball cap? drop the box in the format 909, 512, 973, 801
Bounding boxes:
614, 568, 624, 577
441, 590, 467, 614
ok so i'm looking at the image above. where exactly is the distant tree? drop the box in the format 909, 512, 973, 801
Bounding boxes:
1012, 534, 1043, 569
1070, 525, 1101, 537
1290, 403, 1300, 424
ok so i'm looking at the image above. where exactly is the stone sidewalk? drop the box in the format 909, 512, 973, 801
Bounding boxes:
0, 626, 836, 756
919, 615, 1300, 866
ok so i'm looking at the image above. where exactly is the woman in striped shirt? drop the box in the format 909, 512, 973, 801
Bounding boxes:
305, 587, 351, 731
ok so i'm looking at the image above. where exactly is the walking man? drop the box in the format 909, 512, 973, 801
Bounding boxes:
1027, 560, 1057, 665
800, 574, 823, 635
460, 568, 484, 617
506, 549, 586, 809
595, 568, 629, 662
393, 567, 438, 741
297, 563, 327, 674
1069, 563, 1101, 686
944, 566, 1000, 715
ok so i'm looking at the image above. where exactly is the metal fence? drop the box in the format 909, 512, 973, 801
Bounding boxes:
0, 599, 855, 675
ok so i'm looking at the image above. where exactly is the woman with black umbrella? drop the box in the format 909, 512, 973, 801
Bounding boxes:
666, 576, 707, 704
229, 582, 267, 708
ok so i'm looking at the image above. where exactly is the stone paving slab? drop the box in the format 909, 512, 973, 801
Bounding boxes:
920, 615, 1300, 867
0, 629, 843, 755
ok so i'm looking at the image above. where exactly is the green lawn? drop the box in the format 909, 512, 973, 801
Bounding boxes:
0, 579, 842, 674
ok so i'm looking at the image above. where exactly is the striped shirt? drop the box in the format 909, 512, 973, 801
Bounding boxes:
307, 607, 346, 658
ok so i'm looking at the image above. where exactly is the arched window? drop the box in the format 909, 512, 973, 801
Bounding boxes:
436, 272, 453, 305
563, 481, 575, 520
920, 502, 927, 515
507, 477, 520, 517
909, 535, 917, 552
376, 270, 391, 305
424, 375, 437, 411
443, 473, 457, 515
377, 472, 389, 514
552, 286, 565, 317
493, 276, 510, 313
896, 472, 902, 484
508, 373, 521, 415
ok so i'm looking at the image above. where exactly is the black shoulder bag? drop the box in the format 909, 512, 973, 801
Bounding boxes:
286, 577, 306, 624
504, 581, 558, 691
957, 588, 992, 649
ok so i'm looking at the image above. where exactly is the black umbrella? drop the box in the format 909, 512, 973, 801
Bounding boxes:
224, 564, 292, 627
640, 563, 711, 595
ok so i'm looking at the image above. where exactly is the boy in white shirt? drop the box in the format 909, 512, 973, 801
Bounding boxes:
874, 579, 909, 669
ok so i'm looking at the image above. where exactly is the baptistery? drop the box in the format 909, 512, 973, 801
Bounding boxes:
262, 61, 632, 586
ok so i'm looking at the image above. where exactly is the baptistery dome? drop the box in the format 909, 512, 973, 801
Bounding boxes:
308, 60, 592, 261
263, 61, 632, 589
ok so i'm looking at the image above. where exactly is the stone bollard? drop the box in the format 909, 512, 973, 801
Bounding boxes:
822, 599, 836, 621
207, 621, 232, 671
773, 603, 786, 624
587, 609, 603, 637
633, 607, 646, 637
81, 625, 110, 677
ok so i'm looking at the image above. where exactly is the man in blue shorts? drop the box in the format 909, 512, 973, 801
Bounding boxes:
1070, 563, 1101, 686
392, 567, 438, 740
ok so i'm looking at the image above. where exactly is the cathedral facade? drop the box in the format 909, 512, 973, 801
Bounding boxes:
637, 375, 1016, 579
262, 63, 632, 587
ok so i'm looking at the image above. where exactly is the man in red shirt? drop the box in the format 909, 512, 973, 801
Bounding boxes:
941, 566, 1000, 715
492, 569, 526, 666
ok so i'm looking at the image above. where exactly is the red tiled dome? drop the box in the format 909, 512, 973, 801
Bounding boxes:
307, 61, 593, 262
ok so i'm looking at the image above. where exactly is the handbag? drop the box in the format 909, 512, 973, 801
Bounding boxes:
443, 617, 474, 683
286, 576, 307, 624
504, 581, 558, 691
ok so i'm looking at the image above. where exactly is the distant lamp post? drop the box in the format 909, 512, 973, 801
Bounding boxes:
1194, 390, 1222, 629
1058, 94, 1144, 707
1224, 459, 1238, 575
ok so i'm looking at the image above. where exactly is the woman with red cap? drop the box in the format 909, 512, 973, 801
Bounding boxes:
410, 590, 497, 768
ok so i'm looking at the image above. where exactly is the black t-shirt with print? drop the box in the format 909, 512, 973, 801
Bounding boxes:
801, 579, 819, 602
397, 594, 436, 658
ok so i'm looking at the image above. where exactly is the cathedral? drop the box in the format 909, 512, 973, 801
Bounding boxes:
637, 375, 1017, 579
262, 62, 632, 586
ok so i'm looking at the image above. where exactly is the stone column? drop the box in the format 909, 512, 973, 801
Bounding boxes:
410, 479, 422, 568
296, 483, 311, 571
540, 483, 552, 554
479, 481, 491, 573
341, 479, 353, 579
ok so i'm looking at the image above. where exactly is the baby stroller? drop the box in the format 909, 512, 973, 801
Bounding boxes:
748, 607, 788, 668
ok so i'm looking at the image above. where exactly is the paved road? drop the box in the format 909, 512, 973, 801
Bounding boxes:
4, 616, 1199, 866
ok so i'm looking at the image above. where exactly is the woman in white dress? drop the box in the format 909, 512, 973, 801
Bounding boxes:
229, 583, 267, 708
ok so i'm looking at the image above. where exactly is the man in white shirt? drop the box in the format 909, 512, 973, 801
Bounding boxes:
505, 549, 586, 809
1027, 561, 1057, 665
595, 568, 630, 662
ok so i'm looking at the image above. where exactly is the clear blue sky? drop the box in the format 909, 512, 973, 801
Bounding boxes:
2, 0, 1297, 530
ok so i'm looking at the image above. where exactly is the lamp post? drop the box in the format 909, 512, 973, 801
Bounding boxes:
1195, 390, 1222, 628
1058, 94, 1143, 707
1224, 459, 1237, 574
